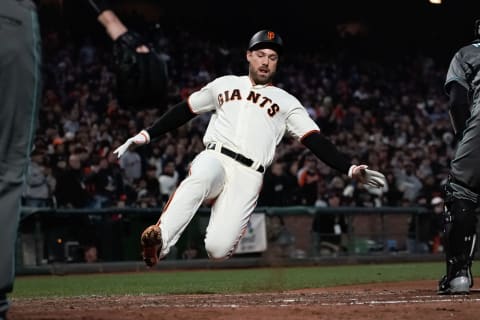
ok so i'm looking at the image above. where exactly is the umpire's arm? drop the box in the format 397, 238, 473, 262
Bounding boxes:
446, 81, 470, 138
97, 10, 127, 41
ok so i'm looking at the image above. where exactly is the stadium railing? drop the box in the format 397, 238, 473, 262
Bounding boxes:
17, 205, 453, 274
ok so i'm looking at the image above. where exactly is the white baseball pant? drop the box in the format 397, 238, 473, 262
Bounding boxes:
157, 149, 264, 259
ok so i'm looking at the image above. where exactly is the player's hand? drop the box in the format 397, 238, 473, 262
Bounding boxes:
349, 165, 386, 188
113, 130, 150, 159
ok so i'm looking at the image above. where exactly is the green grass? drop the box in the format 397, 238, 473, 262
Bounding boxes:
11, 262, 480, 299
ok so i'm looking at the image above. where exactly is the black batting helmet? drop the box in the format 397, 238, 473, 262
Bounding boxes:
248, 30, 283, 54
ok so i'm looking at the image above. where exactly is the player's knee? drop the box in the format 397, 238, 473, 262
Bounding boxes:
204, 239, 234, 260
447, 198, 478, 230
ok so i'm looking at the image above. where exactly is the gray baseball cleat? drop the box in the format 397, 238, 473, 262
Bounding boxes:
438, 269, 471, 295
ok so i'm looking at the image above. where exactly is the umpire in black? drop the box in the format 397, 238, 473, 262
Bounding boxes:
439, 20, 480, 295
0, 0, 42, 318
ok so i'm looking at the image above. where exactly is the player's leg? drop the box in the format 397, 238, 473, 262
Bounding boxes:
438, 179, 478, 294
0, 0, 41, 317
156, 151, 227, 258
439, 114, 480, 294
204, 160, 263, 260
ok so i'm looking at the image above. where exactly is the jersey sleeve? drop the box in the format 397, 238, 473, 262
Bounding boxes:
187, 81, 217, 114
285, 99, 320, 140
445, 50, 470, 95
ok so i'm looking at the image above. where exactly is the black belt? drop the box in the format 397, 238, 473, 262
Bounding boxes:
207, 143, 265, 173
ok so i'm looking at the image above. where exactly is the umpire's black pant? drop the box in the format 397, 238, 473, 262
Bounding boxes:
0, 0, 41, 315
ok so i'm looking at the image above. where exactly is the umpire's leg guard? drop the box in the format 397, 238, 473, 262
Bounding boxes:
439, 181, 478, 293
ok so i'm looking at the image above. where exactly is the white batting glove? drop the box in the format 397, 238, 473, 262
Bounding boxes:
348, 165, 386, 188
113, 129, 150, 159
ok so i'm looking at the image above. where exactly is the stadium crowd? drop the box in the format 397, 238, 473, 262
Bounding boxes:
23, 15, 454, 255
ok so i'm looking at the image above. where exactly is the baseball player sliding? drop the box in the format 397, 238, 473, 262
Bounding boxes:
113, 30, 387, 267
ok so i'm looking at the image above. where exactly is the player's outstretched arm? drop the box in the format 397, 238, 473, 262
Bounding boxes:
446, 82, 470, 138
97, 9, 128, 41
87, 0, 120, 35
86, 0, 169, 110
87, 0, 149, 52
87, 0, 125, 40
301, 132, 386, 188
113, 101, 197, 158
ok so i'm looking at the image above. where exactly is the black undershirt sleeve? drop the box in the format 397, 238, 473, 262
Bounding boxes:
146, 101, 197, 140
301, 132, 352, 175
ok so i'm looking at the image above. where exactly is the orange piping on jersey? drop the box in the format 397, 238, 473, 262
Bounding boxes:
156, 166, 193, 225
226, 198, 260, 258
156, 188, 177, 225
163, 189, 176, 211
223, 224, 248, 259
206, 223, 247, 261
299, 129, 320, 143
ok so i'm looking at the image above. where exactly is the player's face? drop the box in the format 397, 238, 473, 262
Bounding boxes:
247, 48, 279, 85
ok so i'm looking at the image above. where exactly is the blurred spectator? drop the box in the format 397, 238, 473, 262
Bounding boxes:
407, 196, 445, 254
135, 178, 158, 208
144, 165, 161, 201
23, 148, 55, 207
266, 215, 296, 259
395, 162, 423, 205
297, 153, 321, 205
311, 193, 348, 256
134, 165, 161, 208
78, 37, 96, 67
85, 156, 124, 208
54, 153, 93, 208
118, 148, 142, 184
147, 145, 164, 177
83, 245, 98, 263
383, 170, 404, 206
258, 160, 297, 206
181, 243, 199, 260
22, 12, 454, 212
158, 160, 179, 203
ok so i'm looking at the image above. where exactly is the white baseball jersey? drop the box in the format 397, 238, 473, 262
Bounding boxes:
158, 75, 320, 260
188, 75, 320, 167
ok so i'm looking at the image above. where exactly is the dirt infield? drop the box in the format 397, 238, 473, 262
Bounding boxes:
8, 279, 480, 320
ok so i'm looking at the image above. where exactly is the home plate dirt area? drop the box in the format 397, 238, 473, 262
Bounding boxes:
9, 279, 480, 320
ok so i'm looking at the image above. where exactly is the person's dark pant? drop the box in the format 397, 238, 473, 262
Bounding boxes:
450, 104, 480, 194
0, 0, 41, 315
443, 101, 480, 284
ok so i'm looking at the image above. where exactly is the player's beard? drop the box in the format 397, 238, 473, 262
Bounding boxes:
249, 65, 275, 85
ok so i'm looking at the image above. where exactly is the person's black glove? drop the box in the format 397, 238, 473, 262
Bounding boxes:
85, 0, 169, 110
112, 30, 169, 110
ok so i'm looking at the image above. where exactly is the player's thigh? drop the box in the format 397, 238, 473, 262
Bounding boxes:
186, 151, 226, 200
204, 164, 263, 258
451, 108, 480, 187
0, 1, 41, 167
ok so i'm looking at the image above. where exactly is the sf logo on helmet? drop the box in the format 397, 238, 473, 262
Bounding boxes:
267, 31, 276, 40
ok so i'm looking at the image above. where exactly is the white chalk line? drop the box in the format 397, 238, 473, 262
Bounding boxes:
138, 296, 480, 308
